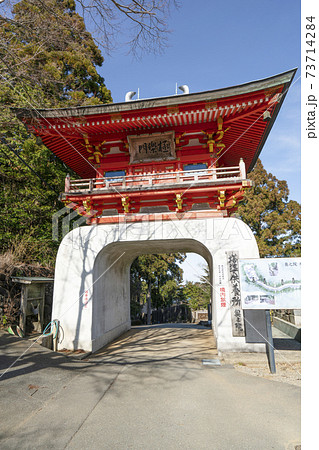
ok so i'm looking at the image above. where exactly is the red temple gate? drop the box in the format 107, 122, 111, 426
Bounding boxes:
15, 69, 296, 223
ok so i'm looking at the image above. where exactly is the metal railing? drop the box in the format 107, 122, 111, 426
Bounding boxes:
65, 160, 246, 194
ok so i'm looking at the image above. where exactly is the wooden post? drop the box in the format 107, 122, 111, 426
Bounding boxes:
65, 174, 70, 193
38, 285, 45, 333
19, 285, 27, 335
147, 280, 152, 325
226, 251, 246, 337
239, 158, 246, 179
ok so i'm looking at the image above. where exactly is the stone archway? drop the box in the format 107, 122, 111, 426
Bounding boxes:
52, 216, 264, 353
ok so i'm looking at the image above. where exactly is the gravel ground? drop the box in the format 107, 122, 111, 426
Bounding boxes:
231, 360, 301, 387
221, 326, 301, 387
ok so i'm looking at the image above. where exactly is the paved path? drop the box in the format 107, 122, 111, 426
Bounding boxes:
0, 324, 300, 449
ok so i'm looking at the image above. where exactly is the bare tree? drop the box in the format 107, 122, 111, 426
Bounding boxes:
0, 0, 114, 119
1, 0, 179, 56
0, 0, 179, 114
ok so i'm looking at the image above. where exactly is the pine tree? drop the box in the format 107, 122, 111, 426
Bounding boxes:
237, 159, 301, 258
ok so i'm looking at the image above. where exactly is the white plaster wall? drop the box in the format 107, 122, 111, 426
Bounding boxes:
52, 216, 263, 353
92, 249, 131, 352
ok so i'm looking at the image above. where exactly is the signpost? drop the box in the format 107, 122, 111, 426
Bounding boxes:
238, 257, 301, 374
239, 257, 301, 310
265, 310, 276, 374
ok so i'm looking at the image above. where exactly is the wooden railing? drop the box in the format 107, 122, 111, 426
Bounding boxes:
65, 160, 246, 194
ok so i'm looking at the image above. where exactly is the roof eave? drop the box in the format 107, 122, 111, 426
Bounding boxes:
13, 68, 297, 120
247, 68, 297, 172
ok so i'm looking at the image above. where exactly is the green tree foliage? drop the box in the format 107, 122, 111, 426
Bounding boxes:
159, 279, 184, 306
237, 159, 301, 258
183, 280, 210, 311
0, 0, 112, 265
0, 138, 68, 264
1, 0, 112, 111
130, 253, 185, 315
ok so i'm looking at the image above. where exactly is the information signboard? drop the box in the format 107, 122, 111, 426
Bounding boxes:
239, 257, 301, 310
128, 131, 176, 163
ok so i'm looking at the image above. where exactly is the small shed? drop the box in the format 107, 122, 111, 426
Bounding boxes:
11, 277, 54, 335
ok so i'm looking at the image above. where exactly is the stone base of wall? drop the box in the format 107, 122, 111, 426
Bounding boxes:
273, 317, 301, 342
92, 321, 131, 353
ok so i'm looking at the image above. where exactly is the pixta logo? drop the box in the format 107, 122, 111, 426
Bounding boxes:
52, 202, 98, 242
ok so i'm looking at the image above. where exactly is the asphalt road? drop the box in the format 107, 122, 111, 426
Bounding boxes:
0, 324, 301, 449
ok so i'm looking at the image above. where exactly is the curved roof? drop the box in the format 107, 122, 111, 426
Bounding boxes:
14, 69, 296, 178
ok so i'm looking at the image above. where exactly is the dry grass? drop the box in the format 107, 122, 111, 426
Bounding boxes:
0, 237, 53, 279
0, 237, 54, 325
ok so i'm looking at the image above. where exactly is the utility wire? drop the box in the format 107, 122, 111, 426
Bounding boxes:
0, 135, 60, 195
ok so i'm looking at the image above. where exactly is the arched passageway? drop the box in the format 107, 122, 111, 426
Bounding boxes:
52, 216, 265, 353
92, 239, 212, 351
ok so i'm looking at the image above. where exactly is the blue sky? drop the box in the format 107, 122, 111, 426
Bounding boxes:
97, 0, 301, 282
100, 0, 301, 202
